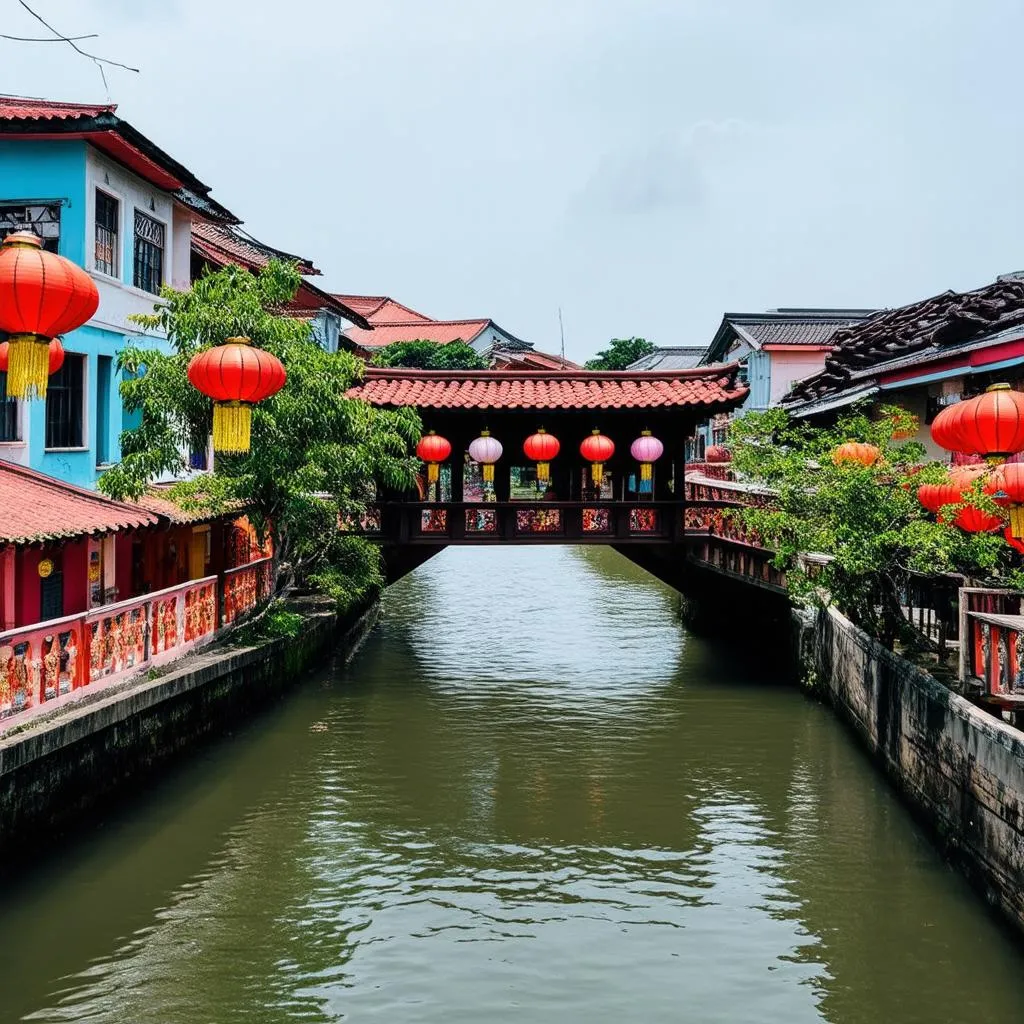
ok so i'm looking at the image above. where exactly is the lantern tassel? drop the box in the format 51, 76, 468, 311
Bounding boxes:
213, 402, 251, 453
7, 335, 51, 400
537, 462, 550, 483
591, 462, 603, 486
483, 464, 494, 483
427, 462, 439, 485
1011, 505, 1024, 539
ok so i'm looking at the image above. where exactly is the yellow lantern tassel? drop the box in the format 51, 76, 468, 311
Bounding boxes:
1010, 505, 1024, 539
591, 462, 603, 485
427, 462, 439, 484
483, 464, 494, 483
213, 402, 251, 453
641, 463, 652, 481
537, 462, 550, 483
7, 335, 51, 400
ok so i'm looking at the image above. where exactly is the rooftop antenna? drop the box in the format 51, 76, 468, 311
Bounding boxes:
558, 307, 566, 362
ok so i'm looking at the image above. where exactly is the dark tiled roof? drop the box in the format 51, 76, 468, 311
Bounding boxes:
0, 462, 157, 544
347, 366, 749, 411
784, 281, 1024, 408
703, 309, 874, 364
738, 319, 852, 346
629, 347, 706, 371
191, 221, 319, 276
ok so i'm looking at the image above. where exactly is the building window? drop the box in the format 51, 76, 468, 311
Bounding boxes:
133, 211, 164, 294
45, 354, 86, 449
0, 369, 19, 442
0, 202, 61, 251
95, 355, 112, 465
94, 190, 119, 276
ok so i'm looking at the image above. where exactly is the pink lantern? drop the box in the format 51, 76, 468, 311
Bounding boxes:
468, 430, 503, 483
630, 431, 664, 485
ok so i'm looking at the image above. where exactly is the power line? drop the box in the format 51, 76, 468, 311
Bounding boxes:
15, 1, 140, 96
0, 33, 98, 42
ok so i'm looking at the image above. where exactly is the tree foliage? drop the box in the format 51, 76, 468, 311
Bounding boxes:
99, 261, 421, 605
371, 339, 488, 370
728, 405, 1022, 647
584, 337, 655, 370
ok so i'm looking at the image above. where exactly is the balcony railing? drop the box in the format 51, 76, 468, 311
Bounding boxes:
960, 588, 1024, 702
0, 558, 275, 732
222, 556, 274, 625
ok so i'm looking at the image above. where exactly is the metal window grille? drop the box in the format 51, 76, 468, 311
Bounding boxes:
133, 210, 164, 294
0, 370, 18, 442
0, 202, 61, 251
95, 190, 118, 275
45, 355, 85, 449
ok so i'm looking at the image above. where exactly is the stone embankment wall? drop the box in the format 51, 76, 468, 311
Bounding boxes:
810, 605, 1024, 935
0, 598, 379, 859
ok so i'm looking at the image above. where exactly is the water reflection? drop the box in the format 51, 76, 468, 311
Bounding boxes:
0, 546, 1020, 1023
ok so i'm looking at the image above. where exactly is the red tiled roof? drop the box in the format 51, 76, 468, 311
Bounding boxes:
346, 319, 491, 349
0, 97, 115, 120
191, 221, 319, 276
332, 295, 433, 323
332, 294, 388, 316
0, 94, 238, 224
0, 462, 158, 545
492, 349, 581, 370
347, 365, 749, 411
133, 488, 246, 525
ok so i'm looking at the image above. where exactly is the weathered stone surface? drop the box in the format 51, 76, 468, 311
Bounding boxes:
0, 600, 379, 858
812, 606, 1024, 935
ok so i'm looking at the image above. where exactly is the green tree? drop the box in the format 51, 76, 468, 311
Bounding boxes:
728, 405, 1019, 648
584, 337, 656, 370
371, 340, 489, 370
99, 261, 421, 605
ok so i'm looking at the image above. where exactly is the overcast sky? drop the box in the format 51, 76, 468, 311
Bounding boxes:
3, 0, 1023, 362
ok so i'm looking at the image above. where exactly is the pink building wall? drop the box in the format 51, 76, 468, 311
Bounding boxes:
769, 349, 832, 405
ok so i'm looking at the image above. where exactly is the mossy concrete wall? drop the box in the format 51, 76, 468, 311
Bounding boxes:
811, 605, 1024, 936
0, 599, 379, 858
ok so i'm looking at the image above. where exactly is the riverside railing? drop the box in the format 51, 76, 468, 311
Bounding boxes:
0, 557, 274, 729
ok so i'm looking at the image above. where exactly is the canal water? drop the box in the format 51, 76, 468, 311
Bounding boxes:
0, 546, 1021, 1023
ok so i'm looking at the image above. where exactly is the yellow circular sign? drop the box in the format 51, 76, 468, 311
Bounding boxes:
37, 558, 54, 579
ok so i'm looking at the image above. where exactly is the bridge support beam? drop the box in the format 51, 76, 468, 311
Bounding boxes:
382, 545, 447, 586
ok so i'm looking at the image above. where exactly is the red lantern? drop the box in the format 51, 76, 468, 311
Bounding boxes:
0, 337, 64, 376
523, 428, 559, 484
705, 445, 731, 463
416, 431, 452, 485
832, 441, 880, 467
0, 232, 98, 399
187, 336, 287, 453
948, 464, 990, 489
985, 462, 1024, 538
917, 482, 952, 514
954, 505, 1003, 533
931, 384, 1024, 463
1004, 527, 1024, 554
580, 430, 614, 486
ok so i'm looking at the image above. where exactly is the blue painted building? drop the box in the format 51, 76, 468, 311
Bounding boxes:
0, 97, 238, 488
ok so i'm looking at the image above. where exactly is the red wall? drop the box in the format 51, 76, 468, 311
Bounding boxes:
115, 533, 134, 603
14, 540, 89, 627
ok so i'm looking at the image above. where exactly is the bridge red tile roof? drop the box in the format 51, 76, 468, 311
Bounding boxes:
348, 365, 749, 411
0, 462, 158, 545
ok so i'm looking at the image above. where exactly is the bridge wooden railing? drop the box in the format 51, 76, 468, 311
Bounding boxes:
0, 556, 275, 732
353, 501, 689, 543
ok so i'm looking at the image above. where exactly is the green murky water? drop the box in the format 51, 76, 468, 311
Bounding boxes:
0, 546, 1020, 1023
